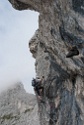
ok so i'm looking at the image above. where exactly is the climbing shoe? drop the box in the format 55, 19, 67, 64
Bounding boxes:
66, 46, 79, 58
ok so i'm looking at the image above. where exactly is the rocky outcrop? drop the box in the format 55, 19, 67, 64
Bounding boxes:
0, 83, 39, 125
8, 0, 41, 11
8, 0, 84, 125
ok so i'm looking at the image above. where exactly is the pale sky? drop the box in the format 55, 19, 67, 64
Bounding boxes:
0, 0, 39, 93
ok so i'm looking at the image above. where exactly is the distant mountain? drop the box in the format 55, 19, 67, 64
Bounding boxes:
0, 82, 39, 125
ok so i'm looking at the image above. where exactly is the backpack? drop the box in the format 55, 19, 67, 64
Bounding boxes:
32, 79, 38, 87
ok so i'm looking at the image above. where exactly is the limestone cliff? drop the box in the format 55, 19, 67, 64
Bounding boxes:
8, 0, 84, 125
0, 83, 39, 125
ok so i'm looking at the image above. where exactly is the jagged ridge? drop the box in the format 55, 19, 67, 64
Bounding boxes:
0, 83, 39, 125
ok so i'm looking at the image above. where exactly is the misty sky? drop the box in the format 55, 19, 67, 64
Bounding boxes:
0, 0, 39, 93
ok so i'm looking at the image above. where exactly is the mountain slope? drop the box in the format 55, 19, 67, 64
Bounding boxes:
0, 83, 39, 125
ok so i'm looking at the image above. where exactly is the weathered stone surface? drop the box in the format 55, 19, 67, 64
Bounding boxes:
8, 0, 84, 125
0, 83, 39, 125
72, 0, 84, 16
8, 0, 41, 11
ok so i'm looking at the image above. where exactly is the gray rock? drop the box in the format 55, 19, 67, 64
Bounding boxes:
0, 82, 39, 125
7, 0, 84, 125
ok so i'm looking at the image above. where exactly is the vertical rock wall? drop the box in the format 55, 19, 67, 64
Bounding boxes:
8, 0, 84, 125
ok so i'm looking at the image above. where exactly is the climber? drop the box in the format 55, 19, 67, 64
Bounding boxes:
32, 76, 44, 101
66, 46, 79, 58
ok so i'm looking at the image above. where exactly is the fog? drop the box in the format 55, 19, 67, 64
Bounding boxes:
0, 0, 39, 93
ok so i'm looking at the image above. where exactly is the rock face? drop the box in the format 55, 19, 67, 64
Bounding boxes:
0, 83, 39, 125
8, 0, 84, 125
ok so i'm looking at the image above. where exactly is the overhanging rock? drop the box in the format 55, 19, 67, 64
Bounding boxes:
8, 0, 84, 125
